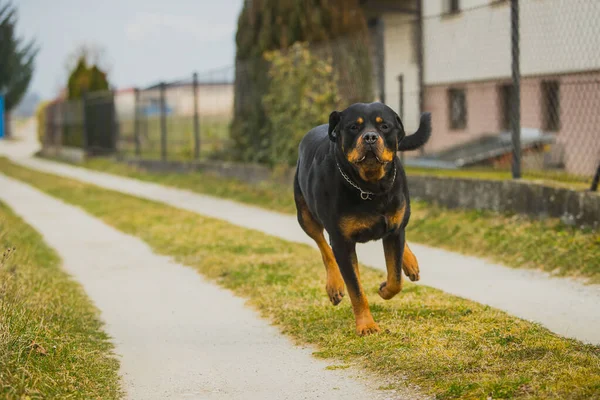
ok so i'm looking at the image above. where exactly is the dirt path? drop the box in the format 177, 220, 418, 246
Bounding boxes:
0, 173, 405, 400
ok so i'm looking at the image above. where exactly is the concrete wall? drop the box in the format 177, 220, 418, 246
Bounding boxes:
118, 157, 600, 228
409, 174, 599, 229
40, 146, 86, 164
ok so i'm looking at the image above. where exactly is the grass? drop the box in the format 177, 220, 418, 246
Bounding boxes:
404, 166, 595, 191
2, 159, 600, 399
117, 115, 231, 161
58, 157, 600, 284
0, 201, 121, 399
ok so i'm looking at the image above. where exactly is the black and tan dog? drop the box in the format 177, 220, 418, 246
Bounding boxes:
294, 102, 431, 335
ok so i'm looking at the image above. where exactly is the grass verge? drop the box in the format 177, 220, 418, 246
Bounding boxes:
403, 166, 594, 191
0, 201, 121, 399
52, 157, 600, 283
3, 159, 600, 399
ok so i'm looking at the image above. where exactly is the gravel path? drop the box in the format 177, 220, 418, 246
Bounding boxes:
0, 173, 408, 400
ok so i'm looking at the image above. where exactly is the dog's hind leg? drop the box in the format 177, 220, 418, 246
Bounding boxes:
294, 185, 345, 306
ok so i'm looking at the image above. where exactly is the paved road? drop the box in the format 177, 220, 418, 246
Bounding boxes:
0, 173, 407, 400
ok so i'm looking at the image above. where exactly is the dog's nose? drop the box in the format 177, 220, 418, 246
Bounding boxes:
362, 132, 379, 144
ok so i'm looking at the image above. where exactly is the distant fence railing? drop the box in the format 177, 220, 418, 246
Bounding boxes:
42, 68, 234, 162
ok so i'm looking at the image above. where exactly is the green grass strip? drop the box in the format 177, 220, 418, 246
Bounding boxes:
64, 157, 600, 283
3, 159, 599, 399
0, 201, 121, 399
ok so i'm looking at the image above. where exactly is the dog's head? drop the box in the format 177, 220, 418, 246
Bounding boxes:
328, 102, 404, 182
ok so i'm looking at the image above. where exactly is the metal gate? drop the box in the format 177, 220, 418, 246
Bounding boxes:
84, 91, 118, 155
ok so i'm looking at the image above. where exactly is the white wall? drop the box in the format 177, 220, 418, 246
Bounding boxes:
520, 0, 600, 76
423, 0, 510, 84
423, 0, 600, 85
382, 13, 421, 133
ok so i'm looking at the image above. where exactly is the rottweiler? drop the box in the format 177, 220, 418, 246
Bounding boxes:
294, 102, 431, 335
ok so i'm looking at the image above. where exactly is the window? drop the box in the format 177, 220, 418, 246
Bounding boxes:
542, 80, 560, 131
448, 88, 467, 130
499, 83, 514, 131
443, 0, 461, 14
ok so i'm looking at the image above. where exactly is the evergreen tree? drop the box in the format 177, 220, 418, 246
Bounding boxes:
0, 1, 38, 138
67, 56, 109, 100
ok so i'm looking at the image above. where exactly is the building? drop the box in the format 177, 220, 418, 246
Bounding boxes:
363, 0, 600, 175
142, 81, 234, 118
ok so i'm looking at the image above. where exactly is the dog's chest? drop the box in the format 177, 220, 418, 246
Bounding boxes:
339, 203, 406, 243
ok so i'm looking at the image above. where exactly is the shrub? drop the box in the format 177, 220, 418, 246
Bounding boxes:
35, 100, 51, 144
230, 0, 372, 165
262, 42, 340, 166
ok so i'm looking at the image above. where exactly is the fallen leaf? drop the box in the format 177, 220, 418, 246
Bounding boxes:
30, 341, 48, 356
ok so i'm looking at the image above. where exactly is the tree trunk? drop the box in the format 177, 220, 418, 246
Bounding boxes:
3, 111, 11, 139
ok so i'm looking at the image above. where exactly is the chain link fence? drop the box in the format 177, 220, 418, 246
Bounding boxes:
42, 0, 599, 189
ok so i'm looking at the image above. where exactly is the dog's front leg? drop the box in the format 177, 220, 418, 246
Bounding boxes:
380, 229, 420, 300
331, 236, 380, 336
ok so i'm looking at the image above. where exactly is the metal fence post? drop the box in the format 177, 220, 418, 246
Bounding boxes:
416, 0, 425, 156
61, 100, 67, 150
111, 90, 120, 157
160, 82, 167, 161
398, 74, 405, 163
193, 72, 200, 160
510, 0, 522, 179
134, 88, 141, 157
81, 92, 89, 153
591, 162, 600, 192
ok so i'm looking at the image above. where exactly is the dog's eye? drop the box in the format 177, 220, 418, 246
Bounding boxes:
380, 123, 390, 132
349, 124, 359, 132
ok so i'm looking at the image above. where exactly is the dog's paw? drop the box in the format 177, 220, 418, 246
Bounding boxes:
403, 266, 420, 282
378, 281, 401, 300
402, 246, 420, 282
356, 320, 381, 336
326, 282, 345, 306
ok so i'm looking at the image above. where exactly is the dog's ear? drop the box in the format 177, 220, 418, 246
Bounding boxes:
328, 111, 341, 142
394, 112, 406, 142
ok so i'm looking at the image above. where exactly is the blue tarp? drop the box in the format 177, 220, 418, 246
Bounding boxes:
0, 96, 4, 139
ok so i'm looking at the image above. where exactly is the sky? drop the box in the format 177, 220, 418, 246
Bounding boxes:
15, 0, 245, 100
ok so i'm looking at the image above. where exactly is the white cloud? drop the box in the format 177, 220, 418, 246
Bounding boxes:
125, 12, 235, 43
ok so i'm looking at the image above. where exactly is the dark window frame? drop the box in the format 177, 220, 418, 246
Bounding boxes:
443, 0, 461, 15
541, 80, 560, 132
448, 88, 467, 130
498, 83, 514, 131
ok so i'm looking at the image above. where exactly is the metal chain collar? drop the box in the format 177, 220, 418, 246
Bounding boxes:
335, 160, 397, 200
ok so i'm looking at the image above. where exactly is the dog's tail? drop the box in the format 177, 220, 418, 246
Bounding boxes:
398, 112, 431, 152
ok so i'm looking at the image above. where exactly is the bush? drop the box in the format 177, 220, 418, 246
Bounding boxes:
230, 0, 372, 165
35, 100, 51, 144
263, 43, 340, 166
67, 57, 109, 100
